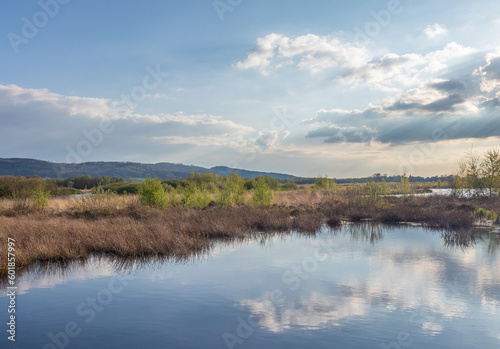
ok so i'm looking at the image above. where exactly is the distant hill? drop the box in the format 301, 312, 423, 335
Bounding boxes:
0, 158, 452, 183
0, 158, 298, 180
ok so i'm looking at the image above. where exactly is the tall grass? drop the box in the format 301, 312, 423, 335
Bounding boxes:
72, 187, 122, 218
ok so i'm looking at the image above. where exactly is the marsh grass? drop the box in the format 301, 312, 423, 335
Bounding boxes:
71, 187, 123, 218
1, 184, 498, 277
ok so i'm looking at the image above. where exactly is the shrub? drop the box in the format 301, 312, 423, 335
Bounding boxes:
31, 184, 49, 210
217, 172, 246, 207
280, 182, 298, 191
182, 185, 212, 208
474, 208, 497, 221
168, 189, 182, 207
116, 183, 141, 195
139, 176, 168, 208
314, 176, 336, 189
397, 174, 412, 196
252, 177, 273, 207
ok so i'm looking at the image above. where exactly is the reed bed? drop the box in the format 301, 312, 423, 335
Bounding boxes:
0, 188, 497, 277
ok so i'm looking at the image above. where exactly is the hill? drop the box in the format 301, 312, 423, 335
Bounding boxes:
0, 158, 297, 180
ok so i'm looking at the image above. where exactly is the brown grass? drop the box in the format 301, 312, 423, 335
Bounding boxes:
0, 188, 497, 278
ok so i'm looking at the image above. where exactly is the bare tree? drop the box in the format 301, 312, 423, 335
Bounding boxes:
481, 148, 500, 198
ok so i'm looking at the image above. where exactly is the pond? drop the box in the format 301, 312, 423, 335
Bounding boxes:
1, 224, 499, 349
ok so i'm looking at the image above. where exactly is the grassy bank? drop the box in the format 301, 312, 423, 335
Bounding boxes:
0, 185, 499, 277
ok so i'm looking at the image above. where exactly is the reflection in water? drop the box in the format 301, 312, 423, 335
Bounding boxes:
342, 222, 384, 243
236, 225, 500, 344
2, 223, 497, 291
0, 224, 499, 349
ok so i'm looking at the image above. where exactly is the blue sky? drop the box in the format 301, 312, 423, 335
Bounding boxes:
2, 0, 500, 177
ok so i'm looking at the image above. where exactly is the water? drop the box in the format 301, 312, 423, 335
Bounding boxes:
1, 224, 499, 349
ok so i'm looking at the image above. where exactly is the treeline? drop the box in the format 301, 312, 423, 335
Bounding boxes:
289, 174, 453, 185
51, 175, 126, 190
453, 148, 500, 197
0, 176, 76, 198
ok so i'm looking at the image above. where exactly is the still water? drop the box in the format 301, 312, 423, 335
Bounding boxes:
1, 224, 499, 349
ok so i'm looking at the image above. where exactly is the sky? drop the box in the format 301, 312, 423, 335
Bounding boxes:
2, 0, 500, 178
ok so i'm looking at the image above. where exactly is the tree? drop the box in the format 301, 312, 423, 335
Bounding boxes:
464, 148, 484, 195
314, 175, 336, 189
481, 148, 500, 198
397, 173, 412, 196
139, 175, 167, 208
252, 176, 273, 207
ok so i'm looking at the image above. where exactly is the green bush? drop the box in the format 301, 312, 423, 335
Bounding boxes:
280, 182, 298, 191
116, 183, 141, 195
139, 176, 168, 208
314, 176, 336, 189
182, 185, 212, 208
168, 189, 182, 207
474, 208, 497, 221
31, 184, 49, 209
217, 172, 246, 207
252, 177, 273, 207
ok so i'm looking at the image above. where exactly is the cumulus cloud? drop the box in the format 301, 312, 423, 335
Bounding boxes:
341, 42, 475, 88
424, 24, 448, 39
236, 34, 476, 92
474, 50, 500, 93
305, 78, 500, 145
340, 53, 427, 87
235, 33, 370, 75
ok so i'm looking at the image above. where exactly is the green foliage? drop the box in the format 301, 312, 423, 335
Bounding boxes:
182, 184, 212, 208
365, 179, 390, 202
0, 176, 74, 198
279, 182, 298, 191
61, 175, 125, 190
99, 181, 142, 195
474, 208, 498, 221
139, 175, 168, 208
481, 148, 500, 198
167, 189, 182, 207
454, 148, 500, 197
397, 174, 412, 196
31, 184, 49, 209
314, 176, 336, 189
252, 176, 273, 207
217, 172, 246, 207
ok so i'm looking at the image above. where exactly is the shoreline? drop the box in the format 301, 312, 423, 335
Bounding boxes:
0, 191, 498, 277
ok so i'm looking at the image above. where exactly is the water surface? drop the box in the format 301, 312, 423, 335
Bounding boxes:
1, 224, 499, 349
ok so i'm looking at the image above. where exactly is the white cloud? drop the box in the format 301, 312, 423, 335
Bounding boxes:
0, 84, 254, 162
341, 43, 476, 89
305, 78, 499, 145
235, 33, 370, 75
474, 50, 500, 93
424, 24, 448, 39
236, 35, 476, 92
